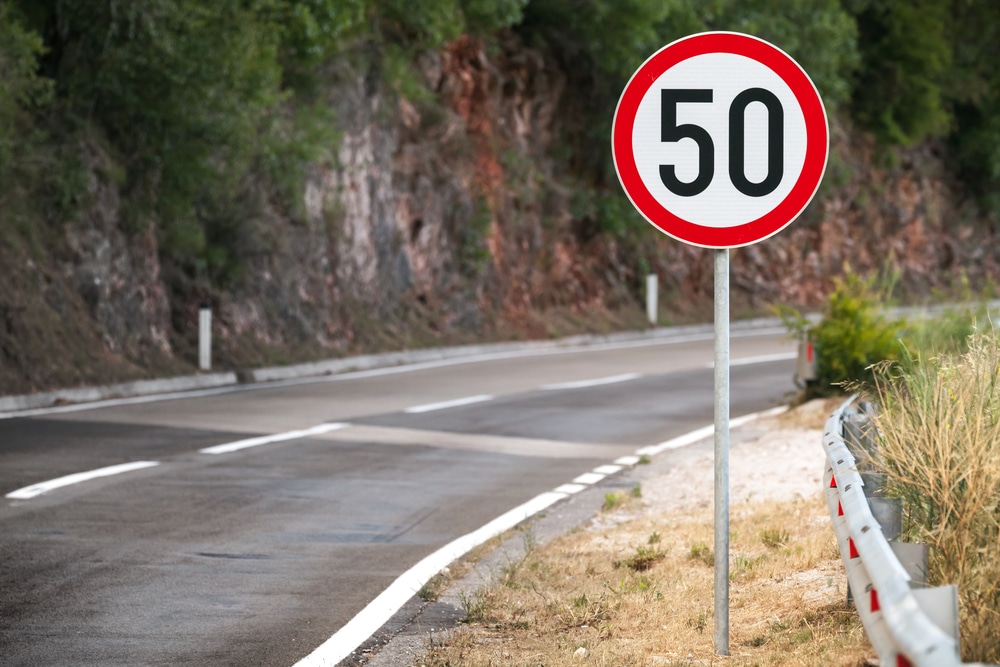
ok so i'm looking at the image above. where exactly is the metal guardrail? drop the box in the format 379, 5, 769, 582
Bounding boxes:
823, 396, 996, 667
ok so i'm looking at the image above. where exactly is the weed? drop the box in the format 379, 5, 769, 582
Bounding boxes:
648, 531, 661, 545
418, 571, 449, 601
638, 454, 652, 465
731, 553, 766, 580
602, 491, 623, 511
458, 589, 489, 624
689, 541, 713, 566
615, 545, 666, 572
761, 527, 790, 548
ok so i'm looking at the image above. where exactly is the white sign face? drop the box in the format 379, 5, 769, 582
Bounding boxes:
613, 32, 828, 249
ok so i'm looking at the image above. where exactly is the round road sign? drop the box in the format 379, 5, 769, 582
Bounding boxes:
612, 32, 828, 249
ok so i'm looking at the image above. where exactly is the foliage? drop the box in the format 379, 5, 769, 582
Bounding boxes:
0, 3, 52, 180
779, 269, 905, 397
868, 333, 1000, 660
4, 0, 1000, 298
847, 0, 952, 145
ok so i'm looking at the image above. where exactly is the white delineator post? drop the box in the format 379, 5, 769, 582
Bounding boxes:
199, 306, 212, 371
646, 273, 658, 324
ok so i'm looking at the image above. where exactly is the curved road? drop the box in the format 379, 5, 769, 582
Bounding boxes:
0, 327, 797, 666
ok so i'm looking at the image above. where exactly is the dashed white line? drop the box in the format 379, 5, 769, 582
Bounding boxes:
593, 464, 624, 475
573, 472, 608, 485
199, 423, 348, 455
6, 461, 160, 500
403, 395, 494, 414
540, 373, 640, 391
553, 483, 588, 495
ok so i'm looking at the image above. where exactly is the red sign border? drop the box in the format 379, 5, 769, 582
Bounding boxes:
612, 32, 828, 249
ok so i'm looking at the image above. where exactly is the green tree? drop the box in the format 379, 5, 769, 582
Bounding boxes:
848, 0, 952, 145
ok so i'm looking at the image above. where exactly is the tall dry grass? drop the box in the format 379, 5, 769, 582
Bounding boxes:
868, 333, 1000, 660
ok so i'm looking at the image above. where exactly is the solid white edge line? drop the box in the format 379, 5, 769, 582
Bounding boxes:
540, 373, 641, 391
403, 395, 494, 414
6, 461, 160, 500
199, 423, 347, 455
297, 403, 790, 666
292, 490, 569, 667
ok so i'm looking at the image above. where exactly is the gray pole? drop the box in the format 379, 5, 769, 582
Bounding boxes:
713, 248, 730, 655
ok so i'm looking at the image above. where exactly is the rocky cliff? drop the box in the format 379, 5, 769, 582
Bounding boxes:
1, 34, 996, 395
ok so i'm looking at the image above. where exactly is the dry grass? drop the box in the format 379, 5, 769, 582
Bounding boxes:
419, 494, 874, 666
869, 333, 1000, 661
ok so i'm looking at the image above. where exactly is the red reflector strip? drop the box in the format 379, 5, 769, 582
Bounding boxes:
871, 588, 880, 612
838, 500, 844, 516
849, 538, 859, 559
830, 474, 837, 488
896, 655, 913, 667
807, 342, 814, 362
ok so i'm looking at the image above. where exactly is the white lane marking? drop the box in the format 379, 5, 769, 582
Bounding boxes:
540, 373, 640, 391
297, 403, 789, 665
293, 490, 570, 667
614, 455, 641, 466
573, 472, 607, 485
0, 327, 788, 420
593, 464, 623, 475
706, 352, 796, 368
637, 405, 789, 457
6, 461, 160, 500
403, 395, 494, 414
199, 423, 347, 455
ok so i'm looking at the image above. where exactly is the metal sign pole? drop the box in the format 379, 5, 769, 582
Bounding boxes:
713, 247, 730, 656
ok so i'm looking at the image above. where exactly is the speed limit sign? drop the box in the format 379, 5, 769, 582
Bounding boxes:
612, 32, 828, 249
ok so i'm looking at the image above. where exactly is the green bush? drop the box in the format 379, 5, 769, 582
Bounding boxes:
779, 270, 904, 397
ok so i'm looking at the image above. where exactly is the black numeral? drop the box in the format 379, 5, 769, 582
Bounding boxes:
729, 88, 783, 197
660, 89, 714, 196
660, 87, 784, 197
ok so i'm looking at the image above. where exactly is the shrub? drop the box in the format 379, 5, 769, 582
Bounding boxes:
779, 269, 905, 397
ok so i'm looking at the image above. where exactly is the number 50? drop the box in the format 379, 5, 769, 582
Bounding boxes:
660, 88, 783, 198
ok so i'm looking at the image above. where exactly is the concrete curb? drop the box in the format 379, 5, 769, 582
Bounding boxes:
0, 317, 787, 415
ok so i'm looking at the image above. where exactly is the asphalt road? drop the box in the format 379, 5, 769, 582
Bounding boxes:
0, 328, 797, 666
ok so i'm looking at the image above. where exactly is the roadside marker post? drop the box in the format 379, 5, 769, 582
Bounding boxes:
612, 31, 828, 655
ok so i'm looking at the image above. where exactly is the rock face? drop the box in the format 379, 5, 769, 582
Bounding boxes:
1, 35, 996, 394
